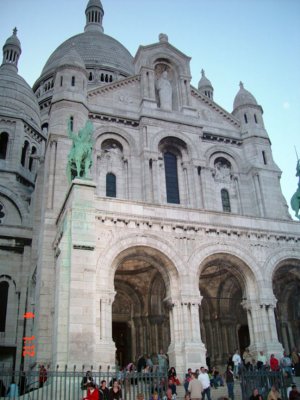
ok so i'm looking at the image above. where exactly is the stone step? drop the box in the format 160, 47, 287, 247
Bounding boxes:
175, 381, 242, 400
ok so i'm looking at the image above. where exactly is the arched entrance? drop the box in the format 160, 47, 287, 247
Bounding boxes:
273, 260, 300, 351
112, 252, 171, 368
199, 255, 250, 365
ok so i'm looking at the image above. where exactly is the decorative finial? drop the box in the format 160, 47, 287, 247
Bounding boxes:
239, 81, 244, 89
159, 33, 168, 43
201, 69, 205, 77
13, 27, 17, 36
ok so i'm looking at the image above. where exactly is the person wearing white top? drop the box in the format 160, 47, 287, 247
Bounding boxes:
232, 350, 242, 378
198, 367, 211, 400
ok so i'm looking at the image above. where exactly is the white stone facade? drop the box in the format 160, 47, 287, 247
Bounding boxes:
0, 0, 299, 375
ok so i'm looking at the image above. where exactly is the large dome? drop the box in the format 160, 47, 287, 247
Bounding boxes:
41, 30, 134, 78
0, 67, 40, 130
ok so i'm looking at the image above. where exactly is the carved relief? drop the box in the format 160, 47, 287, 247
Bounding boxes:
213, 157, 232, 182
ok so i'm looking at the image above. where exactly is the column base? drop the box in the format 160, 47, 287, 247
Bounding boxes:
168, 341, 207, 376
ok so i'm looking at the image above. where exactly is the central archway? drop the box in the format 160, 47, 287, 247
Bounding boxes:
112, 247, 176, 368
199, 253, 252, 366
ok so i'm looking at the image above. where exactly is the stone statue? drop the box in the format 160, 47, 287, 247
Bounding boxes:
66, 119, 93, 183
156, 70, 172, 111
291, 158, 300, 220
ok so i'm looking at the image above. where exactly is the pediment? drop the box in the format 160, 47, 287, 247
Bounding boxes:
190, 86, 240, 131
88, 75, 141, 113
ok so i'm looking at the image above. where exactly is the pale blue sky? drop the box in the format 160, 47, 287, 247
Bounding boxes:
1, 0, 300, 219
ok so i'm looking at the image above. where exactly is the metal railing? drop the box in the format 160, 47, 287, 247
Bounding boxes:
0, 366, 168, 400
240, 368, 290, 400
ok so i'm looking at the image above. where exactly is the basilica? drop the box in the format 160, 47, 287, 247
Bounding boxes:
0, 0, 299, 375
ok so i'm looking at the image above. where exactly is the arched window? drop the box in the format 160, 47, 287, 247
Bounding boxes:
0, 132, 9, 159
71, 76, 75, 87
29, 146, 37, 171
60, 76, 63, 86
164, 151, 180, 204
244, 113, 248, 123
106, 173, 116, 197
88, 72, 93, 81
21, 140, 29, 167
221, 189, 231, 212
0, 281, 9, 331
254, 114, 258, 123
70, 116, 74, 132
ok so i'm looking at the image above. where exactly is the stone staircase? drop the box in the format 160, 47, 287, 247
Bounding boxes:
176, 376, 300, 400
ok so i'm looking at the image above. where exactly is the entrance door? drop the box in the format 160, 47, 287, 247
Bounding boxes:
238, 325, 250, 355
112, 322, 131, 367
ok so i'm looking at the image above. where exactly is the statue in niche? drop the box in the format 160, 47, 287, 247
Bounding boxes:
66, 119, 93, 183
156, 70, 172, 111
214, 158, 231, 182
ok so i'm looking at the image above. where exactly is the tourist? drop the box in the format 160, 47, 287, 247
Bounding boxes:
291, 349, 300, 377
39, 364, 48, 388
99, 380, 110, 400
257, 351, 267, 370
163, 388, 175, 400
243, 348, 252, 370
83, 382, 99, 400
210, 366, 224, 388
281, 351, 293, 379
188, 372, 203, 400
289, 384, 300, 400
81, 371, 94, 398
232, 350, 241, 379
6, 380, 19, 398
109, 380, 122, 400
249, 388, 263, 400
150, 391, 161, 400
198, 367, 211, 400
267, 385, 281, 400
270, 354, 280, 372
224, 365, 234, 400
184, 368, 193, 394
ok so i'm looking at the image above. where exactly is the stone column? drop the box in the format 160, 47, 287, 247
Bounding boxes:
233, 175, 243, 214
47, 139, 57, 210
242, 300, 283, 358
167, 296, 206, 376
253, 173, 265, 217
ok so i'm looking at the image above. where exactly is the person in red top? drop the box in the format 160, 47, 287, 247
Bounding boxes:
270, 354, 280, 371
83, 382, 99, 400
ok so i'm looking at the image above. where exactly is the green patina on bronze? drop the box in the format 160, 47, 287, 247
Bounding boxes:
66, 119, 93, 183
291, 158, 300, 220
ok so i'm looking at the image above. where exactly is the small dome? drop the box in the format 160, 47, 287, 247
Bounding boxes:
233, 82, 258, 110
86, 0, 104, 9
198, 69, 213, 90
56, 47, 86, 70
0, 66, 41, 129
4, 28, 21, 48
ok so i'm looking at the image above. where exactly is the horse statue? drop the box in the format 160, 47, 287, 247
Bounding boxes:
66, 119, 93, 183
291, 158, 300, 220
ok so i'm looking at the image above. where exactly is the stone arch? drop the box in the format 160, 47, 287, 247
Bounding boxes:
150, 129, 198, 160
263, 247, 300, 283
94, 125, 137, 157
205, 146, 242, 174
96, 233, 186, 296
101, 235, 182, 365
94, 128, 135, 199
147, 50, 190, 76
195, 247, 259, 363
188, 242, 263, 299
0, 187, 26, 224
268, 252, 300, 351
